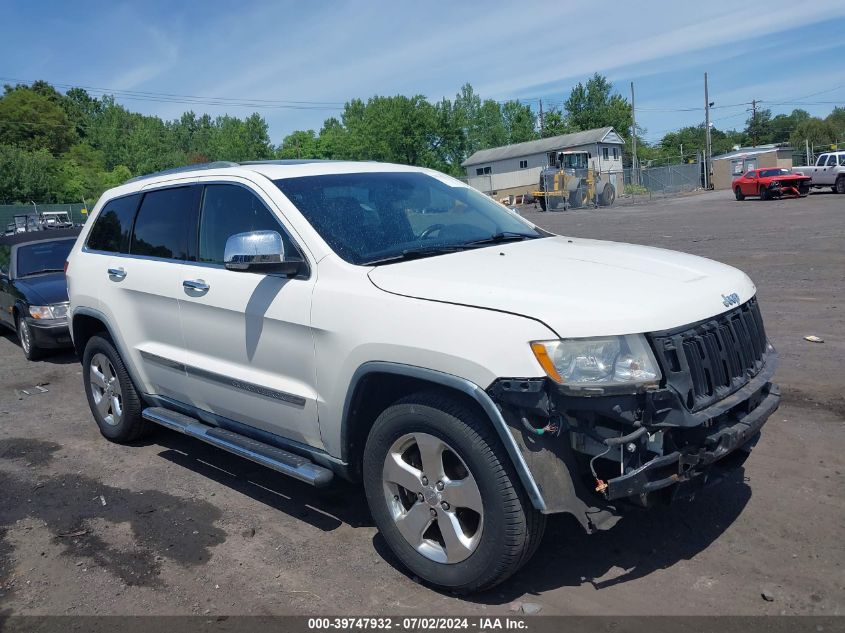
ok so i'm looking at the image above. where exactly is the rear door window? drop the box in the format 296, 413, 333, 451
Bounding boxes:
86, 194, 140, 253
131, 187, 195, 260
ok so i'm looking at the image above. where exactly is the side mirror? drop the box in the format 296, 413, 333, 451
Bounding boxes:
223, 230, 303, 276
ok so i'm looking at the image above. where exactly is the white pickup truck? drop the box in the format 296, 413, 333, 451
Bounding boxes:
792, 151, 845, 194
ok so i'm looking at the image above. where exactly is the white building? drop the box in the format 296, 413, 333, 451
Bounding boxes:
462, 127, 626, 195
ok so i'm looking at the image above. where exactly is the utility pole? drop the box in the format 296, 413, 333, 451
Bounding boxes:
630, 81, 638, 185
749, 99, 758, 146
680, 143, 684, 164
806, 138, 811, 165
704, 72, 712, 190
538, 99, 544, 137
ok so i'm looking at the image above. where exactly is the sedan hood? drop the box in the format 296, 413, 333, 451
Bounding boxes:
367, 236, 756, 337
15, 272, 69, 306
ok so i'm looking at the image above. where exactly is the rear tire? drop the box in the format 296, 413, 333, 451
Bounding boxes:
759, 185, 770, 200
363, 392, 545, 593
735, 186, 745, 201
82, 334, 151, 443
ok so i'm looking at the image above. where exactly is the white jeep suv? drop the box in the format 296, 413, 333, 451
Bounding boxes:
66, 160, 779, 592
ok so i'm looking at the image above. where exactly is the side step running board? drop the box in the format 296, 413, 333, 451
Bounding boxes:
142, 407, 333, 487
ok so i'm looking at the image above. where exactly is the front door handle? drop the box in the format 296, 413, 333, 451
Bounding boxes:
107, 267, 126, 280
183, 279, 210, 292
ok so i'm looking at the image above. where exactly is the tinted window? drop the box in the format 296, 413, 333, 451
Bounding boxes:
198, 184, 296, 264
131, 187, 194, 260
816, 155, 828, 166
87, 194, 139, 253
827, 155, 838, 166
745, 171, 756, 178
0, 244, 10, 275
16, 239, 75, 277
274, 171, 544, 265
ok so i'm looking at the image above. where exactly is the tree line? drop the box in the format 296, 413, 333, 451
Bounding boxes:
0, 76, 842, 205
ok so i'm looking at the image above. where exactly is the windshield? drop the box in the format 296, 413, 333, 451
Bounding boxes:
560, 153, 588, 169
274, 171, 545, 265
16, 238, 75, 277
759, 168, 791, 177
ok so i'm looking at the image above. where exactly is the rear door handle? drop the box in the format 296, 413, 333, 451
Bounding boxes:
183, 279, 210, 292
107, 267, 126, 280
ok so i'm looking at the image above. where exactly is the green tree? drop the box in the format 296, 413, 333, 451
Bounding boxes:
744, 108, 772, 145
0, 145, 60, 203
540, 109, 573, 137
277, 129, 321, 159
768, 109, 810, 144
564, 73, 632, 135
825, 107, 845, 140
0, 87, 77, 154
501, 101, 536, 144
789, 117, 836, 150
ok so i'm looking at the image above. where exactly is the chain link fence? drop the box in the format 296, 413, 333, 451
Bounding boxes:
1, 203, 89, 234
525, 161, 703, 211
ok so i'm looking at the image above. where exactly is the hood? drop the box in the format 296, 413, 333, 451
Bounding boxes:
15, 272, 69, 306
367, 236, 756, 338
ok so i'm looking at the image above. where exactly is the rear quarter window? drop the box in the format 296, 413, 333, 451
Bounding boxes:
87, 194, 140, 253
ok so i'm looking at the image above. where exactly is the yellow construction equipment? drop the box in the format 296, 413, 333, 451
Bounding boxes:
533, 151, 616, 211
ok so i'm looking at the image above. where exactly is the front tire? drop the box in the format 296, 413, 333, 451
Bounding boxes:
16, 313, 42, 361
363, 392, 545, 593
835, 176, 845, 195
735, 186, 745, 201
82, 335, 151, 442
759, 185, 770, 200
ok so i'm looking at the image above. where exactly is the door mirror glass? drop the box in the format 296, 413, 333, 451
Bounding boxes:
223, 230, 302, 275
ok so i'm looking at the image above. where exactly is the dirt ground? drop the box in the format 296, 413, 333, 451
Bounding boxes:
0, 189, 842, 617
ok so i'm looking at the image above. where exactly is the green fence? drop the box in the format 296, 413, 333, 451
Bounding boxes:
0, 203, 89, 231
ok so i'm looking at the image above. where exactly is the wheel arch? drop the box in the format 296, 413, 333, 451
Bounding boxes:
70, 307, 146, 395
339, 362, 547, 512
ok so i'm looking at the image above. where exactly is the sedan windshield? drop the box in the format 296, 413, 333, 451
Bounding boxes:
274, 171, 546, 265
759, 168, 791, 177
16, 238, 75, 277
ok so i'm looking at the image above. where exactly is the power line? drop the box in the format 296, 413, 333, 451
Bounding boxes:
0, 76, 345, 110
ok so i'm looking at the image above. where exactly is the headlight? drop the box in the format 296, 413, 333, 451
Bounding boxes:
530, 335, 661, 391
28, 303, 69, 320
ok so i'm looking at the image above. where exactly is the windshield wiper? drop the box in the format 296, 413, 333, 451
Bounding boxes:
465, 232, 537, 246
22, 268, 65, 276
365, 245, 470, 266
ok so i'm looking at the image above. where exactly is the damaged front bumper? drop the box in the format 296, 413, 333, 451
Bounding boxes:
488, 346, 780, 531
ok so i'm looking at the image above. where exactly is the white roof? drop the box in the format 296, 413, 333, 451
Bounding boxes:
461, 127, 624, 167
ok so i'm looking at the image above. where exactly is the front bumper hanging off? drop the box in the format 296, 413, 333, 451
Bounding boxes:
604, 379, 779, 501
489, 347, 780, 528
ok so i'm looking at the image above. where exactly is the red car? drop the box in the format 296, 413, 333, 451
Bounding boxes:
733, 167, 811, 200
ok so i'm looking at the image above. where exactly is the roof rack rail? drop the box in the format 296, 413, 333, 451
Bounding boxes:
239, 159, 338, 165
124, 161, 240, 184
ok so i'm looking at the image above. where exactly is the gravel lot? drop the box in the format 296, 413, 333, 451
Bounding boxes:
0, 189, 842, 616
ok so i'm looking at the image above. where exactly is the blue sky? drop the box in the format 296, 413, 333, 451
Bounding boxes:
2, 0, 844, 146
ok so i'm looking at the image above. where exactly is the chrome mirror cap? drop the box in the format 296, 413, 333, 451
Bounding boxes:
223, 230, 302, 275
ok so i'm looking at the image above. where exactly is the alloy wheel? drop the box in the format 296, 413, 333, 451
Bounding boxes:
382, 432, 483, 564
89, 353, 123, 426
18, 318, 31, 355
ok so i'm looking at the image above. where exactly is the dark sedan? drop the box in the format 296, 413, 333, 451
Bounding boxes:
0, 228, 80, 359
